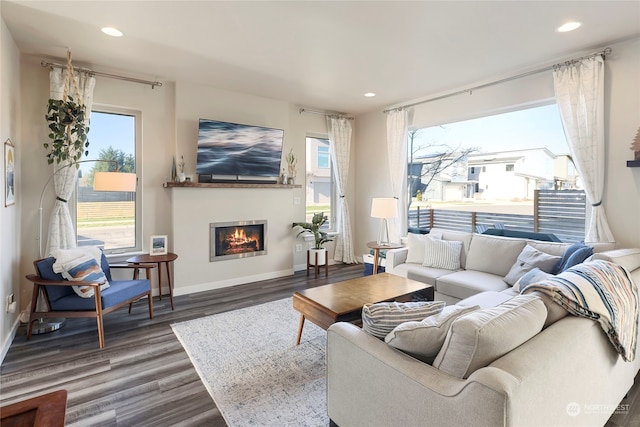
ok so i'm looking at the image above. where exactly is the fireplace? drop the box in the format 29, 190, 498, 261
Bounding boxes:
210, 220, 267, 262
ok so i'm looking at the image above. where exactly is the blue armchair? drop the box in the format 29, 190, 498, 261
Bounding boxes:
25, 252, 154, 348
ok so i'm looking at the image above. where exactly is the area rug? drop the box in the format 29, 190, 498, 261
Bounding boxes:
171, 298, 328, 426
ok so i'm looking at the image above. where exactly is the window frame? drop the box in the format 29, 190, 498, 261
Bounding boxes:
305, 135, 336, 232
75, 105, 142, 254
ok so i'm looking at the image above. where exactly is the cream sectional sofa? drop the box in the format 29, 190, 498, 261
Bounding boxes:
327, 233, 640, 426
385, 228, 616, 305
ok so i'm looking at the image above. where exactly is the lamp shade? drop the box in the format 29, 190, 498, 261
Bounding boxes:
370, 197, 397, 219
93, 171, 137, 192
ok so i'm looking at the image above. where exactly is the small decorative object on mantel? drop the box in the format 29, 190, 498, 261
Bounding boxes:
628, 126, 640, 167
178, 155, 186, 182
280, 168, 288, 185
286, 148, 297, 185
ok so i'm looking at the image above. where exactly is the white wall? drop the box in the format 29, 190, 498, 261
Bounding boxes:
354, 37, 640, 251
0, 16, 21, 362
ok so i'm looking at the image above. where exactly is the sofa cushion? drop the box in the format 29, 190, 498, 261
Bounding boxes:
457, 291, 514, 309
397, 265, 453, 288
362, 301, 446, 339
432, 294, 547, 379
406, 233, 431, 264
465, 234, 527, 276
526, 240, 569, 257
422, 237, 462, 270
503, 245, 561, 286
385, 304, 479, 363
436, 270, 510, 300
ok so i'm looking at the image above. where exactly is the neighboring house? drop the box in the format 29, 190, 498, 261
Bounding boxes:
413, 148, 560, 202
468, 148, 556, 201
553, 154, 581, 189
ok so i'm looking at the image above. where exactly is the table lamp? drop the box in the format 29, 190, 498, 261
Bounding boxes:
371, 197, 397, 246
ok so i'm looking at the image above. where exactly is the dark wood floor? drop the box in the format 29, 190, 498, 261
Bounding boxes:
1, 263, 639, 426
0, 264, 363, 426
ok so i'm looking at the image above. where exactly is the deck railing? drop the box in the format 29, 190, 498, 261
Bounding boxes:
408, 189, 586, 243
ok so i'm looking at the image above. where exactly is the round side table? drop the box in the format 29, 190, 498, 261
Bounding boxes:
366, 241, 403, 275
127, 252, 178, 310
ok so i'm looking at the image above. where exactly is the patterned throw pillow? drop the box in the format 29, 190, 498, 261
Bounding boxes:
422, 237, 463, 270
60, 255, 110, 298
362, 301, 446, 339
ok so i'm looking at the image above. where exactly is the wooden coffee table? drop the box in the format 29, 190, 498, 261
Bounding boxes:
293, 273, 434, 345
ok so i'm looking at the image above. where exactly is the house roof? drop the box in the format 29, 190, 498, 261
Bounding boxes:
2, 1, 639, 114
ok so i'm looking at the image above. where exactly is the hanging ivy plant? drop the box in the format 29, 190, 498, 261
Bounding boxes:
44, 95, 89, 165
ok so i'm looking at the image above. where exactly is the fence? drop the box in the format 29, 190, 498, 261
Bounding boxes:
408, 190, 586, 243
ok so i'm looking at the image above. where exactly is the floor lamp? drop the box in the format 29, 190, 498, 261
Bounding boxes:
33, 159, 136, 334
371, 197, 398, 246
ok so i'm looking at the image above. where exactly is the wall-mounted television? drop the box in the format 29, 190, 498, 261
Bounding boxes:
196, 118, 284, 181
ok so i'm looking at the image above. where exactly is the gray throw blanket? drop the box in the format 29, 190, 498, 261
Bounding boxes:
521, 260, 638, 362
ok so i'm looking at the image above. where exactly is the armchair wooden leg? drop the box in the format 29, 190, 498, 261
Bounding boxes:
95, 292, 105, 349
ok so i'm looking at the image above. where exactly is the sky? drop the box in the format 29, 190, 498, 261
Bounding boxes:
80, 111, 134, 174
412, 104, 569, 157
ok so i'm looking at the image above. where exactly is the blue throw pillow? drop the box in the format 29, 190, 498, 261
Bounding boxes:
561, 246, 594, 272
553, 242, 590, 274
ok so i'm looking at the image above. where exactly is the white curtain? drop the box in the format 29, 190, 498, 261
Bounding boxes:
45, 67, 96, 256
385, 108, 409, 243
553, 56, 615, 243
327, 116, 356, 264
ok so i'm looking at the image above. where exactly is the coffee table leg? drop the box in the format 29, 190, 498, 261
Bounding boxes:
296, 314, 306, 345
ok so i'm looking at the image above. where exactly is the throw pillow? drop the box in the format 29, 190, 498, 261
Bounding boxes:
59, 255, 110, 298
503, 245, 561, 286
561, 246, 593, 272
432, 294, 547, 379
422, 237, 462, 270
362, 300, 446, 339
553, 242, 593, 274
405, 233, 430, 264
385, 304, 480, 363
513, 267, 552, 292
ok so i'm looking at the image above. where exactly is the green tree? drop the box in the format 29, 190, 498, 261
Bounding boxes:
86, 147, 135, 187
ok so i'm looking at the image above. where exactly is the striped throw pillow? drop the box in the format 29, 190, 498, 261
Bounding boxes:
362, 301, 446, 339
422, 237, 462, 270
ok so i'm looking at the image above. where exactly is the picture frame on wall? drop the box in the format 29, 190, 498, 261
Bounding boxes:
4, 139, 15, 207
150, 235, 168, 256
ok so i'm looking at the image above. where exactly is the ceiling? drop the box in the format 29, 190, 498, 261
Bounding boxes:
2, 1, 639, 115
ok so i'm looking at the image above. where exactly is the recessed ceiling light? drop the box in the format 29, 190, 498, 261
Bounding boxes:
364, 92, 376, 97
557, 22, 582, 33
101, 27, 123, 37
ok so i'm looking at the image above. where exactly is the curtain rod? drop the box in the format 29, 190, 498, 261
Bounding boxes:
298, 107, 354, 120
41, 60, 163, 89
383, 47, 611, 114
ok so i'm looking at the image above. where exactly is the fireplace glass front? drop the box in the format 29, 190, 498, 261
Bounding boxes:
210, 220, 267, 262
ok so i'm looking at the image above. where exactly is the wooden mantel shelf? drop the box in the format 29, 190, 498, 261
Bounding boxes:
164, 181, 301, 189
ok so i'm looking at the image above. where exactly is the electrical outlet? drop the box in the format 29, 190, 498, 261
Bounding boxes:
295, 244, 302, 252
293, 196, 301, 205
6, 294, 14, 312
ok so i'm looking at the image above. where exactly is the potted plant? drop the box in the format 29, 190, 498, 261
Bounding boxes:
44, 96, 89, 165
292, 212, 333, 265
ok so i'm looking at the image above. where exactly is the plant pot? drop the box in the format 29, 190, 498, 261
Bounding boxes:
308, 248, 327, 266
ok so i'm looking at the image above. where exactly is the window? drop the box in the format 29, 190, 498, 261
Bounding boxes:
305, 137, 334, 230
76, 108, 141, 253
407, 103, 585, 241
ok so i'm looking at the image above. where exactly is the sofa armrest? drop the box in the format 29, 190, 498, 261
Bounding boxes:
327, 322, 510, 427
384, 247, 408, 273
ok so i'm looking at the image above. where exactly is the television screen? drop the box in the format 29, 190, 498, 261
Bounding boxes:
196, 118, 284, 178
